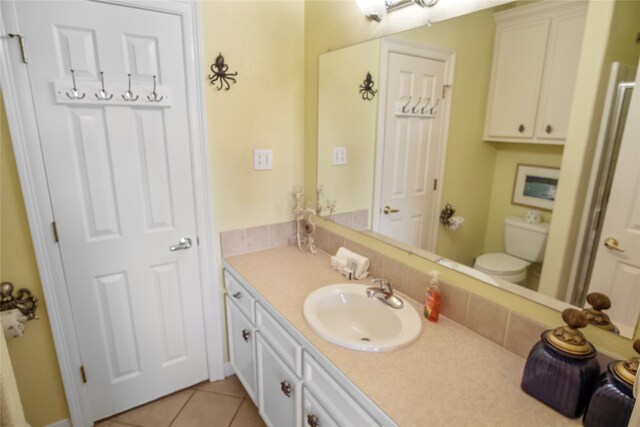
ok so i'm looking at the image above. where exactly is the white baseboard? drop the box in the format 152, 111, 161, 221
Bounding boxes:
46, 419, 70, 427
223, 361, 235, 377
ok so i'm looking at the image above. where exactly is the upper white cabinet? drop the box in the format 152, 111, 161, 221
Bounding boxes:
483, 1, 587, 144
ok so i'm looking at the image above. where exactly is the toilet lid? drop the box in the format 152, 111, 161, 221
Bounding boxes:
475, 253, 529, 275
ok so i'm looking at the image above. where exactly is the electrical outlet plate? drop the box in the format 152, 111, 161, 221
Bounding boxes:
332, 147, 347, 166
254, 149, 273, 170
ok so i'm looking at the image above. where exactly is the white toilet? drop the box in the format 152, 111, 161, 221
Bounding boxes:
474, 216, 549, 285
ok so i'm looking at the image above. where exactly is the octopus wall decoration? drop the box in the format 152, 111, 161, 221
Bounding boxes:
359, 72, 377, 100
208, 53, 238, 91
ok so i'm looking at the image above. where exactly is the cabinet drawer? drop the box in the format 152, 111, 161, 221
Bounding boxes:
257, 334, 300, 427
256, 302, 302, 376
226, 295, 257, 403
303, 353, 380, 426
303, 387, 338, 427
225, 269, 255, 322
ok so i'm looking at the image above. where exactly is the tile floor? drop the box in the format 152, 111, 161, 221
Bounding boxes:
94, 376, 265, 427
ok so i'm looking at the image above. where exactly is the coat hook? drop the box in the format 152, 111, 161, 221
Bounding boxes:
421, 98, 432, 114
94, 71, 113, 100
147, 75, 163, 102
122, 73, 139, 101
65, 69, 85, 100
401, 96, 412, 113
430, 98, 440, 114
411, 97, 423, 114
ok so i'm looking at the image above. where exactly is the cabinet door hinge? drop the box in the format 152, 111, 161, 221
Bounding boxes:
433, 179, 438, 191
52, 221, 59, 243
8, 34, 28, 64
442, 84, 452, 99
80, 365, 87, 383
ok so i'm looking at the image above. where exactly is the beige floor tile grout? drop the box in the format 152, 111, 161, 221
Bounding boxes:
167, 388, 197, 427
195, 387, 247, 400
225, 398, 245, 427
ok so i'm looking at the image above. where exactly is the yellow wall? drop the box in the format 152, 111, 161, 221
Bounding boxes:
0, 95, 69, 426
540, 0, 640, 298
482, 143, 563, 255
203, 1, 305, 232
317, 39, 380, 214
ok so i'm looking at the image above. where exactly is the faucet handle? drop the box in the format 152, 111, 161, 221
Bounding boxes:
370, 277, 391, 290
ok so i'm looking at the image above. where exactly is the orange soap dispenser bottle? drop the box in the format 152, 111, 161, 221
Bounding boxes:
424, 270, 442, 322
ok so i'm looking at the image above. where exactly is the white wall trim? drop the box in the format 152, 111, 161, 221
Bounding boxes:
45, 419, 71, 427
0, 1, 224, 426
373, 38, 456, 251
223, 361, 235, 378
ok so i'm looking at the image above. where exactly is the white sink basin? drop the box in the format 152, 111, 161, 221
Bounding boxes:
303, 284, 422, 352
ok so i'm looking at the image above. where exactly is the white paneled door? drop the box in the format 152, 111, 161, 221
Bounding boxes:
587, 67, 640, 334
377, 51, 448, 250
13, 1, 208, 420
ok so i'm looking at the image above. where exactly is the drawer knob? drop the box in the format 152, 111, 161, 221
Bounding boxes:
241, 329, 251, 342
280, 380, 292, 397
545, 124, 553, 134
232, 291, 242, 299
307, 414, 319, 427
518, 124, 525, 133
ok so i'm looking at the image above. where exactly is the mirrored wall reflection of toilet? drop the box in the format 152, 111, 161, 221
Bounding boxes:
474, 216, 549, 286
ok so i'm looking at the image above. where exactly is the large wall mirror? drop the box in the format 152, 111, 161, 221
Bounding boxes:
317, 0, 640, 338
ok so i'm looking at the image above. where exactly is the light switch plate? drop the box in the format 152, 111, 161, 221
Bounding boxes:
332, 147, 347, 166
254, 149, 273, 170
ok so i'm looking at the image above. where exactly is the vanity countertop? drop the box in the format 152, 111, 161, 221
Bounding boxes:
224, 245, 580, 427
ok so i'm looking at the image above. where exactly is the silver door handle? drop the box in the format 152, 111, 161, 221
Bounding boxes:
170, 237, 192, 251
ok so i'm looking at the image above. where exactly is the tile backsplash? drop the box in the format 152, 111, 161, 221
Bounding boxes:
220, 221, 296, 257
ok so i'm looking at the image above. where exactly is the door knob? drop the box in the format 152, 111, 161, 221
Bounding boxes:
169, 237, 192, 251
383, 205, 399, 215
241, 329, 251, 342
604, 237, 625, 252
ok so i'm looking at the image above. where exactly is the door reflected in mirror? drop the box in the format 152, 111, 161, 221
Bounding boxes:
316, 0, 640, 338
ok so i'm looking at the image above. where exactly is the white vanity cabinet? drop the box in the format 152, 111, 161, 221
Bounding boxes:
223, 266, 396, 427
256, 334, 300, 427
224, 271, 257, 403
483, 1, 587, 144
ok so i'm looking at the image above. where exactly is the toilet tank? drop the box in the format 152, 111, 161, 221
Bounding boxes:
504, 216, 549, 262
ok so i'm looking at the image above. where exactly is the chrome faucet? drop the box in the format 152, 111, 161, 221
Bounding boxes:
366, 278, 404, 309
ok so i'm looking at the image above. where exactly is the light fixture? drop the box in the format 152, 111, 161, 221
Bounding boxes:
356, 0, 438, 22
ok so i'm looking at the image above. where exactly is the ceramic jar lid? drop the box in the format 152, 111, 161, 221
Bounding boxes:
612, 339, 640, 387
583, 292, 618, 334
544, 308, 596, 357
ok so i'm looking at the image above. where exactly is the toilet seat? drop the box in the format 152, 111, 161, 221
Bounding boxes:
474, 253, 530, 284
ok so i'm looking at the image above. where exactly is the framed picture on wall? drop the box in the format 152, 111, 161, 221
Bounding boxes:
512, 164, 560, 211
